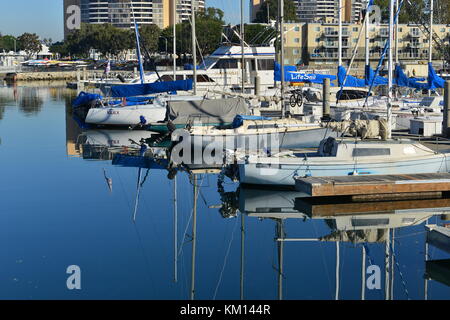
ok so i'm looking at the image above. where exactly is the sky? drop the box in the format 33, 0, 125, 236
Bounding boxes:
0, 0, 250, 42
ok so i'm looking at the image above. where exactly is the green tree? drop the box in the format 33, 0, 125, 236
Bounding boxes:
139, 24, 161, 53
49, 41, 70, 58
254, 0, 299, 23
230, 24, 276, 45
64, 23, 134, 58
0, 35, 17, 52
17, 33, 42, 58
159, 8, 225, 56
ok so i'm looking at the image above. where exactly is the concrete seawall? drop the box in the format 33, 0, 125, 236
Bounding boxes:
3, 70, 135, 82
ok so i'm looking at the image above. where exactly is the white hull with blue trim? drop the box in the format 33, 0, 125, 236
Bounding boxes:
238, 137, 450, 187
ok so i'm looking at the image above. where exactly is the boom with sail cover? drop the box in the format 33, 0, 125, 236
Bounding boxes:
337, 66, 366, 87
428, 62, 445, 90
109, 79, 193, 98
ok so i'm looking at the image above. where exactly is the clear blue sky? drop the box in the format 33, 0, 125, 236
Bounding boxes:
0, 0, 249, 42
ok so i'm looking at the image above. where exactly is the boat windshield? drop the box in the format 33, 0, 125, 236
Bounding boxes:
201, 58, 217, 69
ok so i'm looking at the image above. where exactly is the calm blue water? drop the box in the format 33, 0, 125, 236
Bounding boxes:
0, 83, 449, 300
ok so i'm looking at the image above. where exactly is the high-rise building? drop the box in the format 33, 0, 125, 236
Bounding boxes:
250, 0, 364, 23
64, 0, 205, 38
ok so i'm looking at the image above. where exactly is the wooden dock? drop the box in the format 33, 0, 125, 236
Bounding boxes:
295, 173, 450, 198
295, 196, 450, 217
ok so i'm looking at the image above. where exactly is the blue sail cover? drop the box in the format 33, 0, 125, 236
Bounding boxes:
337, 66, 366, 87
72, 92, 102, 107
394, 65, 428, 90
274, 62, 336, 84
110, 79, 193, 98
365, 65, 388, 86
112, 154, 168, 169
428, 62, 445, 90
232, 115, 272, 128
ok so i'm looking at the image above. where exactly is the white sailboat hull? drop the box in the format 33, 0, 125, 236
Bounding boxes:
85, 105, 166, 126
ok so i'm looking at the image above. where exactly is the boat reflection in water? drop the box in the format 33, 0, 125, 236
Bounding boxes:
234, 186, 450, 300
70, 126, 450, 299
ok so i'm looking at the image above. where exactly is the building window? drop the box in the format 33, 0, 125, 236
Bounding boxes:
295, 26, 300, 32
293, 49, 300, 54
294, 38, 300, 43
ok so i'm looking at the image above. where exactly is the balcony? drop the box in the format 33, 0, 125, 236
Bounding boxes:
409, 30, 421, 37
408, 42, 422, 48
323, 30, 349, 37
323, 42, 338, 48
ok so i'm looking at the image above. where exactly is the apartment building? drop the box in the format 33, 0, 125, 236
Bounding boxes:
250, 0, 364, 23
282, 20, 450, 67
64, 0, 205, 38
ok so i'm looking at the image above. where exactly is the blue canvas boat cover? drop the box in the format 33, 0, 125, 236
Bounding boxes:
274, 62, 336, 84
365, 65, 388, 86
394, 65, 428, 90
428, 62, 445, 90
110, 79, 193, 98
232, 115, 272, 128
72, 91, 102, 107
337, 66, 366, 87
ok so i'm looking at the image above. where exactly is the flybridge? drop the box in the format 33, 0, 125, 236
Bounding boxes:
209, 45, 276, 58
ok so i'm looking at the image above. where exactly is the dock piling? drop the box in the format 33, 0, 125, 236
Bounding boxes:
254, 76, 261, 96
444, 81, 450, 138
323, 78, 331, 120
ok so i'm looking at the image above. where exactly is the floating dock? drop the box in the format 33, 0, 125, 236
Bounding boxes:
295, 173, 450, 198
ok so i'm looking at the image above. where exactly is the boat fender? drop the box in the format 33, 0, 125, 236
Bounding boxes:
140, 116, 147, 125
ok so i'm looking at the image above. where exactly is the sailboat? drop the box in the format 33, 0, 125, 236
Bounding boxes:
71, 4, 198, 128
238, 0, 450, 188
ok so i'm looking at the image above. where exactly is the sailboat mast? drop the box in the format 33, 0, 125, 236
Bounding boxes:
335, 241, 340, 300
173, 175, 178, 283
173, 0, 177, 80
387, 0, 394, 139
191, 0, 197, 95
361, 245, 366, 300
280, 0, 286, 117
240, 213, 245, 300
277, 219, 285, 300
241, 0, 245, 94
385, 229, 391, 300
338, 0, 342, 67
365, 0, 370, 67
429, 0, 434, 64
190, 174, 198, 300
131, 4, 145, 84
395, 0, 399, 64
